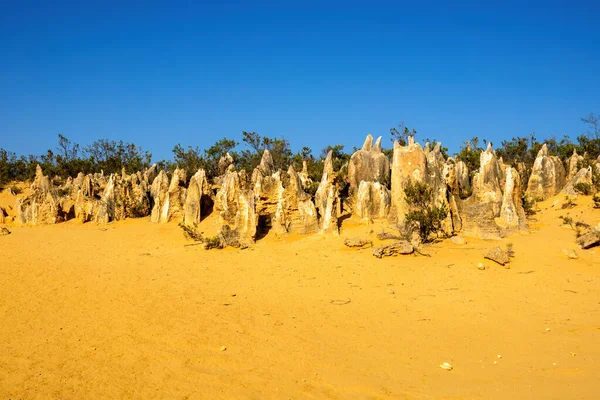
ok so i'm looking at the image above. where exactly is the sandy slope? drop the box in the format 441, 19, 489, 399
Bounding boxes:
0, 193, 599, 399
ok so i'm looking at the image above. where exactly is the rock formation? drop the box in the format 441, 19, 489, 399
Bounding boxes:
347, 134, 390, 193
183, 169, 212, 226
496, 167, 527, 229
389, 137, 427, 226
567, 150, 584, 180
150, 170, 170, 223
215, 168, 257, 245
526, 144, 567, 201
314, 151, 340, 234
355, 181, 390, 221
16, 165, 60, 225
563, 167, 593, 196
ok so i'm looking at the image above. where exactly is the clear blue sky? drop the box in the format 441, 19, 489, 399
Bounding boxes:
1, 0, 599, 161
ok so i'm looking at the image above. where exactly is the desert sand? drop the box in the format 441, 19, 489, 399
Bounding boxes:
1, 186, 599, 399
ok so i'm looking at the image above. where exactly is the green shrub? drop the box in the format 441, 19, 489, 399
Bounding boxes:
573, 182, 592, 195
404, 180, 449, 243
561, 196, 577, 209
522, 195, 537, 216
9, 184, 22, 195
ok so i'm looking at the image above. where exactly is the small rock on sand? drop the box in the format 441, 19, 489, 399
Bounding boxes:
484, 247, 510, 266
344, 238, 372, 248
562, 249, 578, 259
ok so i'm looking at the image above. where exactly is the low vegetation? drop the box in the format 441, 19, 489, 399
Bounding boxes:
403, 180, 449, 243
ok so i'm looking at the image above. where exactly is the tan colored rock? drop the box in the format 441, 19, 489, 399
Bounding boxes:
456, 160, 471, 197
347, 134, 390, 193
562, 167, 593, 196
567, 150, 584, 180
484, 246, 510, 265
496, 167, 527, 229
218, 153, 234, 175
526, 144, 567, 201
278, 166, 319, 234
356, 181, 390, 221
150, 170, 170, 223
215, 169, 257, 245
183, 169, 212, 226
372, 241, 414, 258
314, 151, 340, 234
167, 168, 187, 221
389, 137, 427, 225
472, 143, 504, 204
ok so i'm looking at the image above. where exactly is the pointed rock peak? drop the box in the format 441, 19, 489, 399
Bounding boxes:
302, 160, 308, 175
362, 134, 374, 151
424, 142, 431, 152
433, 142, 442, 153
408, 136, 415, 146
485, 142, 493, 153
259, 149, 274, 174
35, 164, 43, 177
373, 136, 382, 152
537, 143, 548, 158
572, 149, 578, 157
393, 140, 402, 150
287, 164, 296, 175
323, 150, 334, 175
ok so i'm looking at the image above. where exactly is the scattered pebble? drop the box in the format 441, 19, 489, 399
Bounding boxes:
497, 354, 502, 359
569, 352, 577, 356
477, 263, 486, 270
546, 328, 551, 332
387, 289, 395, 295
439, 362, 453, 371
220, 346, 227, 351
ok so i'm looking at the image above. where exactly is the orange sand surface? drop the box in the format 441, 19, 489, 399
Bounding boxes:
1, 193, 599, 399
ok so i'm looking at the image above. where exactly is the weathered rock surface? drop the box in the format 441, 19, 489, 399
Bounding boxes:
215, 169, 257, 245
372, 241, 414, 258
278, 166, 319, 234
355, 181, 390, 221
562, 167, 593, 196
496, 167, 527, 229
150, 170, 170, 223
526, 144, 567, 201
183, 169, 212, 226
314, 151, 340, 234
484, 247, 510, 265
567, 150, 584, 180
0, 226, 10, 235
344, 237, 372, 248
389, 137, 427, 226
218, 153, 234, 175
576, 229, 600, 249
17, 165, 61, 225
347, 134, 390, 193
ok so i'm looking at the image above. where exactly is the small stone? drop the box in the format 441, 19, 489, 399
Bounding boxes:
497, 354, 502, 359
0, 227, 10, 236
545, 328, 551, 332
220, 346, 227, 351
387, 289, 395, 295
576, 230, 600, 249
562, 249, 578, 259
372, 241, 414, 258
484, 247, 510, 266
477, 263, 486, 270
439, 362, 453, 371
344, 238, 372, 248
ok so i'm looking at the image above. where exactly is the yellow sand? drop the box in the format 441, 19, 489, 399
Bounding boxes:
0, 189, 599, 399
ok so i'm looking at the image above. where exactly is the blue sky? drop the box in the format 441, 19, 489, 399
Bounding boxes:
1, 1, 599, 161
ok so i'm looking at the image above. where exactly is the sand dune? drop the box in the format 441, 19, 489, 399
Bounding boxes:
1, 192, 599, 399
